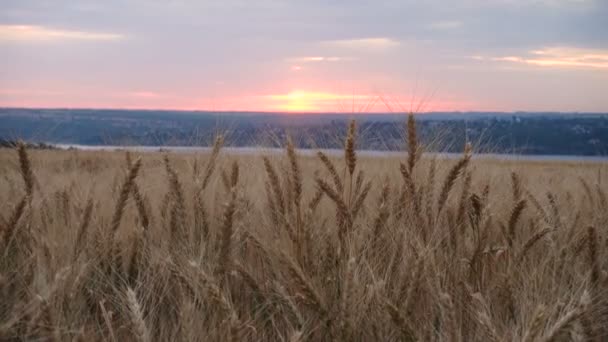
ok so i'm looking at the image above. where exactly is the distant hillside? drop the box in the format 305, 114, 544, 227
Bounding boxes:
1, 108, 607, 155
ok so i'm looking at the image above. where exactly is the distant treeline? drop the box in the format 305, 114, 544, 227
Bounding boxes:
0, 139, 56, 150
1, 108, 607, 155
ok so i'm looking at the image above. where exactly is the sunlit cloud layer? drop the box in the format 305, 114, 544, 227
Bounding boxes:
477, 47, 608, 69
287, 57, 355, 63
0, 25, 125, 42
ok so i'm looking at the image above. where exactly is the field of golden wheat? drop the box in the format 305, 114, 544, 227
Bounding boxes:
1, 117, 607, 341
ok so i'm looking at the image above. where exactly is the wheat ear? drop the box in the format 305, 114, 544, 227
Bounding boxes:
17, 141, 34, 198
406, 113, 418, 174
110, 158, 142, 235
507, 199, 527, 248
217, 161, 239, 281
517, 227, 551, 264
286, 136, 302, 208
317, 151, 343, 194
1, 196, 27, 248
345, 119, 357, 177
263, 156, 285, 216
280, 251, 327, 316
126, 287, 150, 342
164, 155, 187, 245
73, 198, 94, 261
200, 134, 224, 190
523, 305, 546, 342
541, 292, 589, 342
437, 153, 471, 216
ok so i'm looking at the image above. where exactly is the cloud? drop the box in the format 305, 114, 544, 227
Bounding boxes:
0, 25, 125, 42
531, 0, 596, 7
474, 47, 608, 69
324, 37, 400, 50
286, 56, 355, 63
428, 21, 463, 30
465, 0, 596, 7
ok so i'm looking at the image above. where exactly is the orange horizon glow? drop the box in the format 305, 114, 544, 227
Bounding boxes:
264, 91, 376, 112
0, 88, 480, 113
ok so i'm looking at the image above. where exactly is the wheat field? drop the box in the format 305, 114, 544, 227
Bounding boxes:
1, 116, 607, 341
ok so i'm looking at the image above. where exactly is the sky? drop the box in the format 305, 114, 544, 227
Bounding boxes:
0, 0, 607, 113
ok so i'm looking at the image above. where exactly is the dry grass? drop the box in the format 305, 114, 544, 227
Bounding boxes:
1, 115, 607, 341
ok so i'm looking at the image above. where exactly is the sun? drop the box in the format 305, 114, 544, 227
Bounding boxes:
264, 90, 378, 112
269, 91, 341, 112
281, 91, 318, 112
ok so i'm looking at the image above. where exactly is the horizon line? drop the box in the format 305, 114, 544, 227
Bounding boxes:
1, 106, 607, 115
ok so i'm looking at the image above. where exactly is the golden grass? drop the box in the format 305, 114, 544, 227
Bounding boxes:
0, 115, 607, 341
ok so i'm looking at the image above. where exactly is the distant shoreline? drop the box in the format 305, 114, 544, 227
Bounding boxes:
51, 144, 608, 163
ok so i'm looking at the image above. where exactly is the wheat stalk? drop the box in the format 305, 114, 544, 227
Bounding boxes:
315, 177, 352, 251
345, 119, 357, 177
437, 153, 471, 216
456, 171, 472, 226
263, 156, 286, 217
73, 198, 93, 261
200, 134, 224, 191
541, 292, 590, 342
110, 158, 142, 235
131, 183, 149, 231
523, 304, 546, 342
1, 196, 27, 248
507, 199, 527, 248
17, 142, 34, 198
406, 113, 418, 174
126, 287, 150, 342
164, 155, 187, 246
383, 298, 417, 342
586, 226, 599, 288
307, 182, 324, 213
517, 227, 551, 264
317, 151, 343, 194
280, 251, 327, 316
286, 137, 302, 208
511, 172, 522, 201
546, 192, 562, 230
398, 255, 425, 313
440, 292, 460, 342
217, 161, 239, 280
399, 162, 417, 211
425, 158, 437, 226
351, 179, 371, 219
99, 300, 117, 342
371, 180, 391, 250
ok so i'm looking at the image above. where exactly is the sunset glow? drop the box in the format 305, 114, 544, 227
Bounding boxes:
1, 1, 607, 112
266, 91, 374, 112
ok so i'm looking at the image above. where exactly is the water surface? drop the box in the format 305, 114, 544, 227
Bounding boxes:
53, 144, 608, 163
